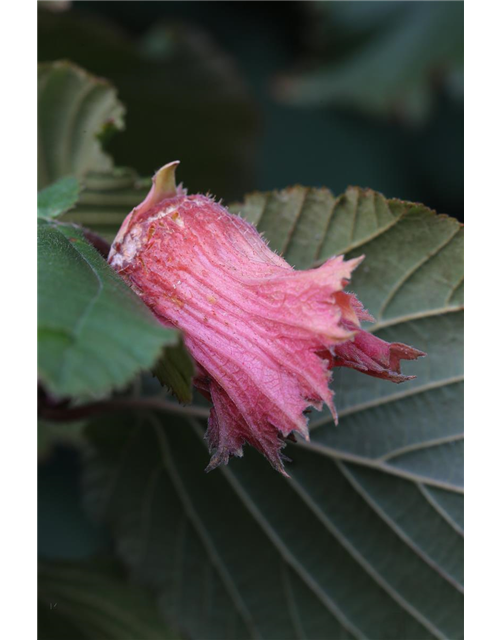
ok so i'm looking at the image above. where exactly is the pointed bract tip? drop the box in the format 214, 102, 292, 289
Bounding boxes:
348, 254, 365, 271
150, 161, 180, 206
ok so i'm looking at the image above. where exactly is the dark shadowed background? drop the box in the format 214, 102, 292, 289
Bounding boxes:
38, 1, 463, 217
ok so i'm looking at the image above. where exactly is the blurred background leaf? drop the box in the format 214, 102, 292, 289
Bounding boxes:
63, 168, 149, 243
39, 446, 109, 561
38, 419, 86, 460
38, 60, 149, 240
38, 5, 258, 202
38, 559, 180, 639
275, 1, 464, 123
37, 177, 82, 219
38, 0, 71, 13
38, 61, 125, 188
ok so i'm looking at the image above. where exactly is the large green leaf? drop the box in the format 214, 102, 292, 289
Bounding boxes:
232, 186, 464, 439
84, 187, 463, 639
38, 560, 179, 639
38, 218, 178, 398
276, 2, 463, 122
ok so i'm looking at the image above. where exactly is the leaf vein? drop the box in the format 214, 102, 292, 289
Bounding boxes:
281, 561, 306, 640
287, 473, 450, 639
151, 415, 260, 640
310, 375, 464, 429
417, 483, 464, 537
211, 443, 367, 640
295, 439, 464, 494
377, 227, 461, 319
336, 462, 464, 594
377, 433, 464, 463
281, 187, 309, 257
